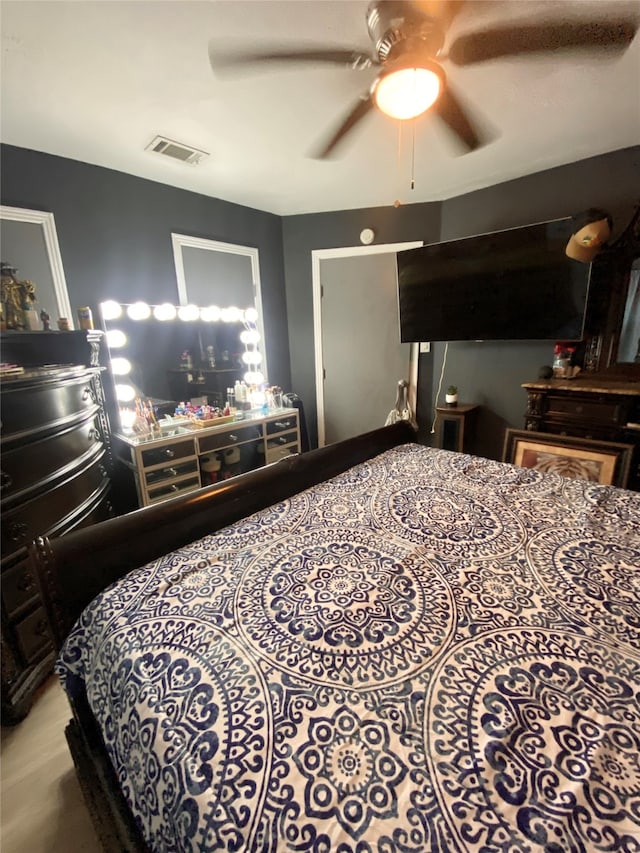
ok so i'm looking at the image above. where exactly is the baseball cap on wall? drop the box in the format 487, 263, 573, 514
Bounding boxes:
565, 208, 613, 263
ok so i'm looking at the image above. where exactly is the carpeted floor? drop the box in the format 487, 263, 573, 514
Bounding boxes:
1, 676, 100, 853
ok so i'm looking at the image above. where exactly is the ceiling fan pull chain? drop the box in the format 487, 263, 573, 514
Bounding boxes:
410, 119, 416, 191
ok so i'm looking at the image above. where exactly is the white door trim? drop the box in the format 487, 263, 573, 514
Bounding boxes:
312, 241, 423, 447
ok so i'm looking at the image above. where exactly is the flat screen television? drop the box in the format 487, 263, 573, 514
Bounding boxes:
397, 218, 592, 343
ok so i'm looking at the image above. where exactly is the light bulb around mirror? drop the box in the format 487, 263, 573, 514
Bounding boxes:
106, 329, 127, 348
244, 370, 265, 385
245, 351, 262, 366
100, 300, 123, 321
153, 303, 177, 321
119, 408, 137, 430
178, 304, 200, 322
126, 301, 151, 321
115, 383, 136, 402
200, 305, 221, 322
226, 306, 242, 323
244, 306, 258, 323
240, 329, 260, 345
110, 357, 132, 375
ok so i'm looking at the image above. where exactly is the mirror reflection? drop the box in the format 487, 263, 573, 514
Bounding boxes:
618, 258, 640, 364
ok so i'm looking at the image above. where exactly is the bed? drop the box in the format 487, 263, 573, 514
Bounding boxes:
30, 422, 640, 852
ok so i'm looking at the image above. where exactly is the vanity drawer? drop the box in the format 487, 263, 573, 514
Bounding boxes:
140, 439, 196, 468
266, 415, 298, 436
147, 475, 202, 504
266, 430, 299, 452
144, 459, 199, 486
1, 409, 103, 503
199, 424, 263, 452
265, 446, 298, 465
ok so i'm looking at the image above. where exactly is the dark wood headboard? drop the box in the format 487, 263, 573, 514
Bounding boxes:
30, 421, 418, 649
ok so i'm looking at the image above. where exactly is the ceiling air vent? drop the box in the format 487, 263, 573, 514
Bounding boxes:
145, 136, 209, 165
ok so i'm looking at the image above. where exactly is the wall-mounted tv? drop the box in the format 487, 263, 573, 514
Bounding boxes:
397, 218, 592, 343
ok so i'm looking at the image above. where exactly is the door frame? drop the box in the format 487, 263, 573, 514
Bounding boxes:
312, 241, 423, 447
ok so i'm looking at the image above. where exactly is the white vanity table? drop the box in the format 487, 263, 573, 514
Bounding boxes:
113, 408, 300, 507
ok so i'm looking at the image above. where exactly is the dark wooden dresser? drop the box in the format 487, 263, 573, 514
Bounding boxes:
1, 333, 113, 722
522, 377, 640, 490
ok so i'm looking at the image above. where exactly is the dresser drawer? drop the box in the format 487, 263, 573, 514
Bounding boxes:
1, 408, 103, 504
266, 415, 298, 436
2, 556, 38, 618
140, 439, 196, 468
198, 424, 263, 452
1, 450, 108, 554
544, 395, 622, 425
1, 371, 101, 442
13, 607, 51, 665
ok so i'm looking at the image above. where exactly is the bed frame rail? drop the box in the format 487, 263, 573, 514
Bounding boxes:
29, 421, 417, 649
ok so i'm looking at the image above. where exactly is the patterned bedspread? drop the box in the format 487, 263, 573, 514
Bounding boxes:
57, 443, 640, 852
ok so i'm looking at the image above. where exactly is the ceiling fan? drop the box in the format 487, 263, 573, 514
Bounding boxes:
208, 0, 638, 159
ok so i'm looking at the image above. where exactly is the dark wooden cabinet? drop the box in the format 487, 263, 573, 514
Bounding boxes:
522, 378, 640, 490
434, 404, 478, 454
1, 333, 114, 722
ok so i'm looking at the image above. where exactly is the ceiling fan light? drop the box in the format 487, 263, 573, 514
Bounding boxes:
374, 65, 442, 120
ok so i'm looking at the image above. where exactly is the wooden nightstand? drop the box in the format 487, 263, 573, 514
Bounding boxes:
434, 404, 479, 453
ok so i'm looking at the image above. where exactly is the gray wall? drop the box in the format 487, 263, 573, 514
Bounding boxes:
282, 202, 442, 446
283, 146, 640, 453
2, 143, 639, 456
0, 144, 291, 392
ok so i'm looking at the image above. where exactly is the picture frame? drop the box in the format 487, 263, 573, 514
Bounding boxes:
502, 429, 634, 488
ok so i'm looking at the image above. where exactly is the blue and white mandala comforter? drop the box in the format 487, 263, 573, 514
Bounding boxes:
57, 443, 640, 852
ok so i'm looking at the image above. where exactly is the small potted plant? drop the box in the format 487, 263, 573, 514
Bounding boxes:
445, 385, 458, 407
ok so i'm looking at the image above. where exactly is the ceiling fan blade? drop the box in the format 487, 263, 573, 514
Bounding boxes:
209, 45, 376, 75
447, 20, 638, 65
311, 94, 376, 159
432, 82, 486, 152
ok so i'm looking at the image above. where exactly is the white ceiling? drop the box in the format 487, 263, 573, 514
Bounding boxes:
1, 0, 639, 216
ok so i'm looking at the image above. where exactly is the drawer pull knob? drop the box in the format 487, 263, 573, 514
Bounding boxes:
82, 386, 95, 402
17, 576, 35, 594
165, 449, 175, 459
0, 470, 13, 491
7, 522, 28, 542
167, 468, 177, 477
229, 434, 238, 442
275, 421, 290, 429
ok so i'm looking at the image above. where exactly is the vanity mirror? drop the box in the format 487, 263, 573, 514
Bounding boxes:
102, 301, 264, 431
102, 234, 269, 431
0, 205, 73, 327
